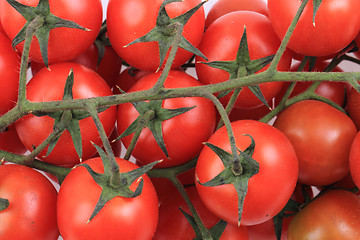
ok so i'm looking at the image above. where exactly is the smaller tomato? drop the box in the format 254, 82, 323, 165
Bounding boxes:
346, 87, 360, 130
0, 124, 27, 155
113, 67, 151, 94
349, 131, 360, 190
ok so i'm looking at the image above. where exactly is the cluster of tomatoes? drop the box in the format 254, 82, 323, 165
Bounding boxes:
1, 0, 360, 239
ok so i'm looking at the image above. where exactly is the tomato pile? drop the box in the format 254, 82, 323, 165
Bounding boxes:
1, 0, 360, 239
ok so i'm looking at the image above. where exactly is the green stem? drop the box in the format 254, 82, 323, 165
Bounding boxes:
86, 104, 120, 188
216, 88, 242, 130
148, 156, 197, 178
152, 23, 184, 91
268, 0, 309, 72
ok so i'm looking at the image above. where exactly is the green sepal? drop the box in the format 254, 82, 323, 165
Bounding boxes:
201, 28, 273, 108
125, 0, 207, 69
179, 208, 202, 239
198, 135, 259, 226
78, 143, 160, 222
0, 198, 9, 211
7, 0, 88, 67
118, 100, 195, 158
273, 199, 300, 240
312, 0, 323, 25
67, 118, 82, 160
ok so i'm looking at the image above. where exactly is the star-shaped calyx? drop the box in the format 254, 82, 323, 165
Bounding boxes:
197, 135, 260, 226
118, 99, 195, 159
6, 0, 89, 67
125, 0, 208, 70
201, 28, 275, 108
78, 144, 159, 222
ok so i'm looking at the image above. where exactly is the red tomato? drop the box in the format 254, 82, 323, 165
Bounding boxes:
0, 19, 5, 35
287, 189, 360, 239
205, 0, 268, 28
107, 0, 205, 71
113, 67, 151, 94
31, 44, 122, 89
274, 100, 357, 186
117, 70, 216, 168
153, 185, 249, 240
355, 34, 360, 59
0, 0, 103, 64
15, 62, 117, 166
0, 124, 27, 155
0, 164, 59, 239
349, 131, 360, 189
57, 157, 159, 240
195, 11, 292, 109
248, 217, 291, 240
347, 87, 360, 130
268, 0, 360, 57
275, 61, 346, 107
195, 120, 298, 226
0, 33, 20, 116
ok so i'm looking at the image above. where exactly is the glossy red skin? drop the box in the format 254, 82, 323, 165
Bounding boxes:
153, 185, 249, 240
195, 11, 292, 109
205, 0, 268, 28
117, 70, 216, 168
350, 131, 360, 190
0, 0, 102, 64
15, 63, 117, 166
0, 20, 5, 35
274, 100, 357, 186
347, 87, 360, 130
275, 61, 346, 107
196, 120, 298, 226
268, 0, 360, 57
0, 164, 59, 239
113, 67, 151, 94
107, 0, 205, 71
287, 190, 360, 239
0, 33, 20, 116
0, 124, 27, 155
57, 157, 159, 240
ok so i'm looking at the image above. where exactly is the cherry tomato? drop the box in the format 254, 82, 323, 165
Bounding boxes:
268, 0, 360, 57
349, 131, 360, 190
117, 70, 216, 168
196, 120, 298, 226
195, 11, 292, 109
15, 62, 117, 166
287, 189, 360, 239
57, 157, 159, 240
205, 0, 268, 28
0, 164, 59, 239
0, 0, 103, 64
274, 100, 357, 186
0, 124, 27, 155
0, 33, 20, 116
107, 0, 205, 71
113, 67, 151, 94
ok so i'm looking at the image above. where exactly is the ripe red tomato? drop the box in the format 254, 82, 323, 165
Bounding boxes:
346, 86, 360, 130
153, 185, 249, 240
195, 11, 292, 109
57, 157, 159, 240
205, 0, 268, 28
0, 164, 59, 239
0, 33, 20, 116
349, 131, 360, 189
0, 0, 103, 64
107, 0, 205, 71
275, 61, 346, 107
274, 100, 357, 186
287, 189, 360, 239
117, 70, 216, 168
15, 62, 117, 166
195, 120, 298, 226
268, 0, 360, 57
